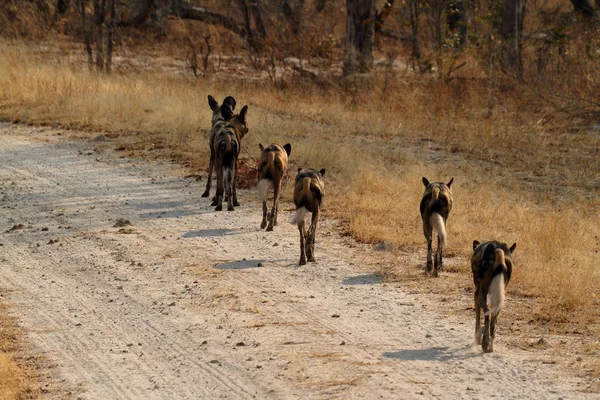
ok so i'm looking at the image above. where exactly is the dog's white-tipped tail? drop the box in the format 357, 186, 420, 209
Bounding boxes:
485, 273, 506, 317
291, 206, 307, 225
429, 213, 447, 248
258, 179, 271, 202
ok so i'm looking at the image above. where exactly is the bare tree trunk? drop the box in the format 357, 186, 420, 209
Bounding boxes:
94, 0, 107, 72
237, 0, 262, 51
281, 0, 305, 36
375, 0, 394, 34
123, 0, 156, 26
408, 0, 422, 65
570, 0, 596, 16
447, 1, 467, 46
250, 0, 266, 40
426, 0, 444, 75
77, 0, 94, 69
57, 0, 70, 13
106, 0, 116, 74
316, 0, 326, 12
343, 0, 376, 75
501, 0, 525, 79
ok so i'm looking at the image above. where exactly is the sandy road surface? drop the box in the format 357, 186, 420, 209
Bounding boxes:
0, 123, 592, 399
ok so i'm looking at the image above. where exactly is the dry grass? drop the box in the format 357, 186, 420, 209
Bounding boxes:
0, 299, 39, 400
0, 39, 599, 348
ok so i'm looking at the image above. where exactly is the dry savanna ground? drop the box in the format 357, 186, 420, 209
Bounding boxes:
0, 38, 599, 396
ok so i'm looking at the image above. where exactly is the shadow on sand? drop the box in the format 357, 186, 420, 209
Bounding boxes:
382, 346, 481, 362
342, 273, 382, 285
182, 228, 237, 238
212, 259, 266, 270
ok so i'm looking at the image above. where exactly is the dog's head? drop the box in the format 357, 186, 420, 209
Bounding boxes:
227, 105, 249, 139
422, 177, 453, 190
208, 95, 237, 126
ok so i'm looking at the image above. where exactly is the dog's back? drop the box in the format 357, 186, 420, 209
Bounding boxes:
293, 168, 325, 213
259, 144, 290, 182
420, 179, 453, 221
471, 240, 514, 287
292, 168, 326, 265
208, 95, 236, 148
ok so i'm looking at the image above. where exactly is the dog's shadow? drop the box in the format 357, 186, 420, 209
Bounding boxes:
183, 228, 237, 238
383, 346, 481, 362
342, 273, 381, 285
213, 259, 266, 270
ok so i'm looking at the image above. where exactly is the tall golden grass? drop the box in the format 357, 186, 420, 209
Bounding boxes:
0, 300, 36, 400
0, 40, 598, 325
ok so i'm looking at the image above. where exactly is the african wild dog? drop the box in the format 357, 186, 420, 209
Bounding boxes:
291, 168, 325, 265
471, 240, 516, 353
258, 143, 292, 231
213, 105, 249, 211
419, 177, 454, 277
202, 95, 236, 200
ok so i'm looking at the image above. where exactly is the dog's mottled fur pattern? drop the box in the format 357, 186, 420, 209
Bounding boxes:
291, 168, 325, 265
213, 105, 249, 211
202, 95, 237, 200
258, 143, 291, 231
419, 177, 454, 277
471, 240, 516, 353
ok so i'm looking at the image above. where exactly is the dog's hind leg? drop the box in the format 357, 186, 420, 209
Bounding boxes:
489, 312, 499, 353
481, 294, 492, 352
266, 179, 280, 231
273, 179, 281, 227
474, 288, 482, 345
434, 235, 444, 273
306, 209, 319, 262
202, 150, 215, 198
214, 162, 224, 211
423, 221, 434, 275
427, 236, 434, 276
232, 160, 240, 207
298, 219, 307, 266
226, 167, 235, 211
261, 200, 268, 229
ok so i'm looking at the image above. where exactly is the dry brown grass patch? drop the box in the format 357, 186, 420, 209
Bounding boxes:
0, 299, 40, 399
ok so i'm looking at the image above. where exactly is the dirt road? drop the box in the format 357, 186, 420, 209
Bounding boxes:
0, 123, 591, 399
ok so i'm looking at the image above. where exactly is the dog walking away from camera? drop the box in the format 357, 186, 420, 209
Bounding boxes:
202, 95, 237, 200
213, 105, 249, 211
258, 143, 291, 231
419, 177, 453, 277
291, 168, 325, 265
471, 240, 516, 353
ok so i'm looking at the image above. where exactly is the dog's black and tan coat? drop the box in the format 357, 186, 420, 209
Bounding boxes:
212, 105, 249, 211
202, 95, 237, 200
419, 177, 454, 277
258, 143, 292, 231
471, 240, 516, 353
291, 168, 325, 265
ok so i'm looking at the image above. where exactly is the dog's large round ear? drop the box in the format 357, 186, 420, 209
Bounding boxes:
447, 177, 454, 188
472, 240, 480, 251
239, 105, 249, 124
208, 95, 218, 111
422, 177, 430, 187
259, 143, 264, 151
283, 143, 292, 156
221, 105, 233, 121
223, 96, 236, 111
319, 168, 326, 177
509, 243, 517, 253
483, 243, 496, 260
